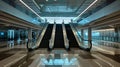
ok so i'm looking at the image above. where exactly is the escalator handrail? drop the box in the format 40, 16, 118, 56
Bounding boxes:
26, 23, 48, 51
62, 23, 69, 49
71, 23, 92, 51
49, 23, 56, 49
26, 39, 36, 51
77, 32, 91, 41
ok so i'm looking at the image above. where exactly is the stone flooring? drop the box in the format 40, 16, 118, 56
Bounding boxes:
0, 45, 120, 67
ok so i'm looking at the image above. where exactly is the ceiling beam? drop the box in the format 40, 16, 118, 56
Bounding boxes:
0, 11, 42, 30
77, 10, 120, 29
39, 12, 77, 17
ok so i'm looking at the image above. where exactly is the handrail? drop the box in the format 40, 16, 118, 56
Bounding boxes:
27, 23, 48, 51
75, 26, 92, 50
62, 23, 69, 49
76, 30, 89, 41
49, 23, 56, 49
77, 31, 92, 50
70, 24, 82, 47
27, 39, 36, 51
70, 24, 92, 51
36, 23, 48, 47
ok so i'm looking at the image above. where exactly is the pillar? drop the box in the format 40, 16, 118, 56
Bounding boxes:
118, 27, 120, 42
88, 27, 92, 49
28, 29, 32, 40
17, 29, 21, 45
25, 29, 28, 45
7, 30, 14, 48
80, 29, 84, 46
27, 29, 32, 48
81, 29, 84, 39
114, 26, 119, 42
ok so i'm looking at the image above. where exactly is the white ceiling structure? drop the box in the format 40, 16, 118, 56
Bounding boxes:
2, 0, 116, 24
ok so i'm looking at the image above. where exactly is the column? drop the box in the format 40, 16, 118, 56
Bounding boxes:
81, 29, 84, 38
27, 29, 32, 49
25, 29, 28, 45
114, 26, 119, 42
28, 29, 32, 40
80, 29, 84, 46
35, 30, 40, 39
17, 29, 21, 45
118, 27, 120, 42
88, 27, 92, 49
7, 30, 14, 48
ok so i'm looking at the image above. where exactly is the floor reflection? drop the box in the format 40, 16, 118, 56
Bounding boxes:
34, 50, 79, 67
40, 54, 78, 65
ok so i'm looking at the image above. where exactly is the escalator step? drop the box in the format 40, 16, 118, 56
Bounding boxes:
65, 24, 79, 48
54, 24, 65, 48
39, 24, 53, 48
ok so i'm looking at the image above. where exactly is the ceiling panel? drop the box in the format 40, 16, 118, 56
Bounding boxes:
3, 0, 116, 17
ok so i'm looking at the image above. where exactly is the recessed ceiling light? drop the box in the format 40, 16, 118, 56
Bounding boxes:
46, 0, 48, 1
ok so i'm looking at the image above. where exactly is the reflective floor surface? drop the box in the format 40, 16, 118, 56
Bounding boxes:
0, 45, 120, 67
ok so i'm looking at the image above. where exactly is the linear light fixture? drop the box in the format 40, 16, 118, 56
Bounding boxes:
75, 0, 98, 20
33, 0, 52, 13
32, 0, 41, 10
93, 28, 114, 32
19, 0, 43, 20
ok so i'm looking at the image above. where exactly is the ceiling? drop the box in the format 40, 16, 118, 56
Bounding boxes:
2, 0, 116, 23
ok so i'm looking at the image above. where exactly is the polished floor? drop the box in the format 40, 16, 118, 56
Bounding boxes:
0, 42, 120, 67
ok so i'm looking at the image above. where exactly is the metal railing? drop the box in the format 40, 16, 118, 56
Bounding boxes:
26, 23, 48, 51
62, 23, 69, 49
49, 23, 56, 49
77, 32, 92, 51
70, 24, 92, 51
35, 23, 48, 47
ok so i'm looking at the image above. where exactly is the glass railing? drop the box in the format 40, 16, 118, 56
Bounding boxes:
92, 40, 120, 49
77, 32, 92, 51
71, 24, 92, 51
26, 23, 48, 51
26, 38, 36, 51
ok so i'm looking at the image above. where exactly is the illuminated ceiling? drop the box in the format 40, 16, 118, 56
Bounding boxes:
2, 0, 116, 23
13, 0, 112, 17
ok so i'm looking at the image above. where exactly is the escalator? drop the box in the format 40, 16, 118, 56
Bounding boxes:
39, 24, 53, 48
65, 24, 79, 48
54, 24, 65, 48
